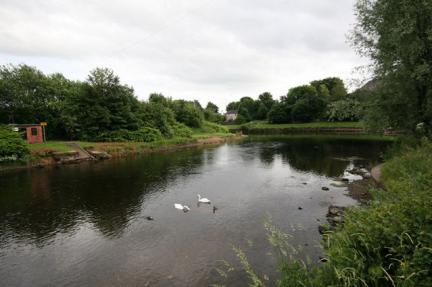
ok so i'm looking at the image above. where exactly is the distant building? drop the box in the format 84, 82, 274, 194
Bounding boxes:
10, 124, 44, 144
225, 110, 238, 122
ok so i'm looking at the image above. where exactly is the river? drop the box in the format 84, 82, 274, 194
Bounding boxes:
0, 136, 390, 286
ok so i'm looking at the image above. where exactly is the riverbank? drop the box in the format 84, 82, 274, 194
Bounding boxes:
1, 133, 245, 173
279, 140, 432, 287
226, 121, 397, 136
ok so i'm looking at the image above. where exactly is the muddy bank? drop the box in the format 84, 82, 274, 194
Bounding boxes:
0, 135, 245, 173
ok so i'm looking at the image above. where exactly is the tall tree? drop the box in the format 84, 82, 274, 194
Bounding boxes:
352, 0, 432, 132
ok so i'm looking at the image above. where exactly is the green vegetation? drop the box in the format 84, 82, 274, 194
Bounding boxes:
227, 121, 363, 130
0, 125, 30, 161
225, 77, 363, 125
28, 141, 74, 153
0, 66, 227, 143
351, 0, 432, 134
276, 140, 432, 287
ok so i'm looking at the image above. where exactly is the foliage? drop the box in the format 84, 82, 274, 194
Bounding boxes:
173, 122, 193, 138
0, 125, 30, 161
310, 77, 348, 101
283, 85, 327, 122
0, 64, 227, 142
351, 0, 432, 133
278, 140, 432, 286
194, 121, 228, 134
139, 101, 177, 138
95, 127, 163, 142
268, 102, 289, 124
327, 97, 362, 121
170, 99, 204, 128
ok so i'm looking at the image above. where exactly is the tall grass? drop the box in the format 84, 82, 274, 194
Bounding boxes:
279, 139, 432, 287
216, 139, 432, 287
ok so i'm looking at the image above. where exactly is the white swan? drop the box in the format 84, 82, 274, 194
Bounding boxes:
197, 194, 211, 204
174, 203, 190, 212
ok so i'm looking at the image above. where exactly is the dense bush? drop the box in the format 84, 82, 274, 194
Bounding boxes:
268, 102, 289, 124
279, 140, 432, 287
173, 123, 193, 138
199, 121, 228, 133
326, 98, 362, 121
170, 100, 204, 128
95, 127, 163, 142
0, 125, 30, 161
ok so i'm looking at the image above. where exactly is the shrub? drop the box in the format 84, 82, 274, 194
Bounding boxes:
327, 98, 362, 122
278, 139, 432, 287
95, 127, 163, 142
130, 127, 163, 142
201, 121, 228, 133
173, 123, 193, 138
0, 125, 30, 161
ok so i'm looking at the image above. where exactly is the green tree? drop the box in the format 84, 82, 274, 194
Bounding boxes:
0, 125, 29, 161
283, 85, 327, 122
63, 68, 141, 139
311, 77, 347, 101
258, 92, 275, 110
352, 0, 432, 133
268, 102, 289, 124
205, 102, 219, 113
170, 100, 204, 128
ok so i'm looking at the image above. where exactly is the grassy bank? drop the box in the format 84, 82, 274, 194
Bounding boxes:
28, 132, 237, 159
226, 121, 363, 130
277, 140, 432, 287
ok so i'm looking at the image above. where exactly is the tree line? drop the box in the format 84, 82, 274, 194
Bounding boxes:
0, 65, 225, 141
225, 77, 370, 124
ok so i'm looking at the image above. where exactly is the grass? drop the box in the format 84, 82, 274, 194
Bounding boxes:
215, 138, 432, 287
29, 132, 236, 156
276, 139, 432, 287
28, 141, 74, 153
247, 134, 396, 142
226, 121, 363, 130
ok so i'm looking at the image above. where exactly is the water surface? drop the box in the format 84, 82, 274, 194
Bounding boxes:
0, 136, 389, 286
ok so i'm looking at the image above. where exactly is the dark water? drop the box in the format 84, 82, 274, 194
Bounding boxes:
0, 136, 390, 286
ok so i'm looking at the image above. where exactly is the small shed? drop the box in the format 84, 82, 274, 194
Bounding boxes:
10, 124, 44, 144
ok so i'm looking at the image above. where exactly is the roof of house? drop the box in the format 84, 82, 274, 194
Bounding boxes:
226, 110, 238, 115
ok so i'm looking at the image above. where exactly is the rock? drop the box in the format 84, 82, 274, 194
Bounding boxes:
330, 181, 347, 188
88, 150, 112, 160
302, 182, 307, 185
146, 216, 154, 221
321, 186, 330, 191
341, 178, 350, 182
328, 205, 345, 216
319, 256, 328, 262
298, 206, 303, 210
318, 225, 326, 234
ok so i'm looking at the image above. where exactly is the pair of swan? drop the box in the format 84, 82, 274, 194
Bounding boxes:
174, 194, 211, 212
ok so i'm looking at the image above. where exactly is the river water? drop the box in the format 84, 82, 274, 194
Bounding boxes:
0, 136, 389, 286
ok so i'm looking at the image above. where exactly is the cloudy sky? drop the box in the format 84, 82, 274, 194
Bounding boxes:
0, 0, 368, 111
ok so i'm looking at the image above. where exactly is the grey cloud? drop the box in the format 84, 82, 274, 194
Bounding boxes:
0, 0, 366, 111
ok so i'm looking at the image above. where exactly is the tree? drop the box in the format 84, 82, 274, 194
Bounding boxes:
64, 68, 141, 139
0, 125, 29, 161
226, 101, 240, 112
352, 0, 432, 132
284, 85, 326, 122
170, 100, 204, 128
311, 77, 347, 101
205, 102, 219, 113
258, 92, 275, 110
268, 102, 289, 124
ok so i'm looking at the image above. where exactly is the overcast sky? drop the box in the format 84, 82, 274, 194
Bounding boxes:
0, 0, 368, 111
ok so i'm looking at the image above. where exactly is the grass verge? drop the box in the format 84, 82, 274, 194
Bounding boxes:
226, 121, 363, 130
277, 139, 432, 287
